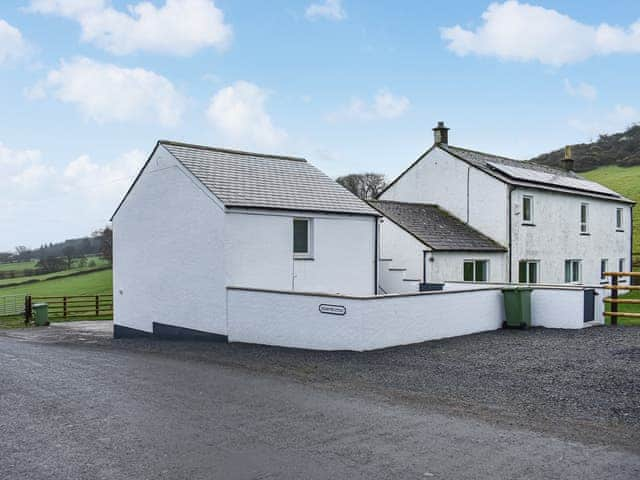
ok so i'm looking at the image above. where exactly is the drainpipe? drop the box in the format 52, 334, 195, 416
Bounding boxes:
508, 186, 514, 283
374, 217, 379, 294
466, 167, 470, 223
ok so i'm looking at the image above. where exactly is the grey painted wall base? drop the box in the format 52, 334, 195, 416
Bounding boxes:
113, 323, 227, 342
152, 322, 228, 342
113, 324, 153, 339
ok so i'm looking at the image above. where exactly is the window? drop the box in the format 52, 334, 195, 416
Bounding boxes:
564, 259, 582, 283
618, 258, 625, 273
616, 208, 624, 231
293, 218, 312, 258
580, 203, 589, 234
600, 259, 608, 281
522, 195, 534, 224
518, 260, 539, 283
463, 260, 489, 282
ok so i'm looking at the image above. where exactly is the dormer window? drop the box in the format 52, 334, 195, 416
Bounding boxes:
522, 195, 534, 224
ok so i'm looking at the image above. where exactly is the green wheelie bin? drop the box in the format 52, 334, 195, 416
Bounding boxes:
32, 303, 49, 326
502, 288, 532, 329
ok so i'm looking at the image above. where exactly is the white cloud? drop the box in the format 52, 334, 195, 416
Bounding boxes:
206, 81, 287, 150
441, 1, 640, 66
62, 150, 146, 204
0, 19, 29, 64
327, 90, 410, 122
0, 142, 145, 250
32, 57, 185, 126
564, 79, 597, 101
569, 104, 639, 138
305, 0, 346, 21
27, 0, 232, 56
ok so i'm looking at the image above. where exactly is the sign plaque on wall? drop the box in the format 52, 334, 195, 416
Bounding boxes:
318, 304, 346, 316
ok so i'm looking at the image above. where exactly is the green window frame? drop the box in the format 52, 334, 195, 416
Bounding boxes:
463, 260, 489, 282
518, 260, 538, 283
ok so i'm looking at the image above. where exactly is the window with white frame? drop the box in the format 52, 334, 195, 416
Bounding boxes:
618, 258, 625, 273
463, 260, 489, 282
600, 259, 608, 281
522, 195, 534, 224
616, 208, 624, 231
564, 259, 582, 283
293, 218, 313, 258
580, 203, 589, 234
518, 260, 539, 283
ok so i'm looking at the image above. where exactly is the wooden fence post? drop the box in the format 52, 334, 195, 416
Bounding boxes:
611, 274, 618, 326
24, 295, 32, 324
63, 296, 67, 318
96, 295, 99, 316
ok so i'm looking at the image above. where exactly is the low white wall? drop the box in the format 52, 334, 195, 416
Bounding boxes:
227, 287, 505, 351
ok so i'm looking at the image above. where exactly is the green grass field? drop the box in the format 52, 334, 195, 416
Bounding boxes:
0, 259, 38, 272
0, 268, 112, 297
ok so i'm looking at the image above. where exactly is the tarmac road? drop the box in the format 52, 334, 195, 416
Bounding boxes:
0, 327, 639, 479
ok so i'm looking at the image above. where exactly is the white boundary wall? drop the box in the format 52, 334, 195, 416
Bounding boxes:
228, 287, 505, 351
227, 283, 605, 351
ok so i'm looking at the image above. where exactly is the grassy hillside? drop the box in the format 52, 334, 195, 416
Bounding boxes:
582, 165, 640, 259
531, 124, 640, 172
0, 268, 112, 297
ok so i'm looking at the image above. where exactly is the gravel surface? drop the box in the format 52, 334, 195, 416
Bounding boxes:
3, 323, 640, 452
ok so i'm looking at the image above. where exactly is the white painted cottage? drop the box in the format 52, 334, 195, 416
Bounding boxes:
111, 140, 378, 339
376, 122, 634, 293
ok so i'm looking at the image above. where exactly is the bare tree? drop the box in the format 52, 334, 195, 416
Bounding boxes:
336, 173, 386, 200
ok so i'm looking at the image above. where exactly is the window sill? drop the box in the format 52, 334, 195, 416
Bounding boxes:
293, 256, 314, 261
580, 232, 591, 236
616, 229, 625, 233
521, 223, 536, 227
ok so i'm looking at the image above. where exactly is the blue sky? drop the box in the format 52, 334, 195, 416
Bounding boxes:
1, 0, 639, 251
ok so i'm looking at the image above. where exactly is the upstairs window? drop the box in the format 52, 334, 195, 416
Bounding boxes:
580, 203, 589, 234
600, 259, 608, 281
616, 208, 624, 231
522, 195, 534, 224
518, 260, 539, 283
464, 260, 489, 282
293, 218, 312, 258
564, 259, 582, 283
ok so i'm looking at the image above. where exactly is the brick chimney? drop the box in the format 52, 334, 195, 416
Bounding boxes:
432, 121, 449, 145
562, 145, 574, 171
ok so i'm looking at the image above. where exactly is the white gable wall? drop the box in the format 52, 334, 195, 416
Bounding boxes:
380, 147, 509, 245
113, 146, 227, 335
225, 210, 376, 296
511, 187, 632, 285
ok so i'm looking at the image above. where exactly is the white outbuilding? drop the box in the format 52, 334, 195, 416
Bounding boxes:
111, 140, 379, 339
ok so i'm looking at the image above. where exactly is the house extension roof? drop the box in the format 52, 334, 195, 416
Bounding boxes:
158, 141, 378, 216
439, 144, 633, 203
369, 200, 507, 252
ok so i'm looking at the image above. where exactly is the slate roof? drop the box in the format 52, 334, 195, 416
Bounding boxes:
439, 144, 633, 202
369, 200, 507, 252
158, 141, 378, 216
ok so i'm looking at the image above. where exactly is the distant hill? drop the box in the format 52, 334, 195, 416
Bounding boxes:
530, 125, 640, 172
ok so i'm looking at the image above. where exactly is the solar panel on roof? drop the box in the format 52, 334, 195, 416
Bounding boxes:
487, 162, 620, 197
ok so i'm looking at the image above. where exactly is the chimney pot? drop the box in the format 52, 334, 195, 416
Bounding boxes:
562, 145, 574, 171
433, 121, 450, 145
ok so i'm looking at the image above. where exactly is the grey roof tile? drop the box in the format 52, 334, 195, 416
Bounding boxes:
369, 200, 507, 252
440, 144, 631, 201
161, 141, 377, 216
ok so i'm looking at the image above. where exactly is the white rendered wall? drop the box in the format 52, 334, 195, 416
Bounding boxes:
113, 146, 227, 335
226, 210, 376, 296
227, 287, 505, 351
511, 188, 632, 285
427, 251, 507, 283
378, 218, 425, 293
380, 147, 509, 245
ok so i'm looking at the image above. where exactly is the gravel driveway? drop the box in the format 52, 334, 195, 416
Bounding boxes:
3, 323, 640, 452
